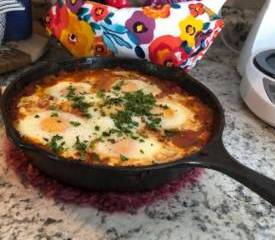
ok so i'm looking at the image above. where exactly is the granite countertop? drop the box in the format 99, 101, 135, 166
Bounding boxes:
1, 32, 275, 240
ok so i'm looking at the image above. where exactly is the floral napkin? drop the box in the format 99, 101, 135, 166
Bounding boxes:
46, 0, 224, 71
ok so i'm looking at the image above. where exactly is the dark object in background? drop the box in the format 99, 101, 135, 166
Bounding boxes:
5, 0, 32, 41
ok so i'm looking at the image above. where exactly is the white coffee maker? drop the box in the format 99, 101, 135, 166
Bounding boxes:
238, 0, 275, 127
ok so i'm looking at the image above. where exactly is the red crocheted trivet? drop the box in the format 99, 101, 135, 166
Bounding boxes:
3, 136, 203, 213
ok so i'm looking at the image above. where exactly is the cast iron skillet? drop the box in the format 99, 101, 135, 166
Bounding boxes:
2, 57, 275, 205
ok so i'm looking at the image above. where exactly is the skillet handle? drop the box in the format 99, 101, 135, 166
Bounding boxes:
201, 140, 275, 206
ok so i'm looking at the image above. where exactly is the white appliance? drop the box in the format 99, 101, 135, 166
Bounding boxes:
237, 0, 275, 75
240, 50, 275, 127
238, 0, 275, 127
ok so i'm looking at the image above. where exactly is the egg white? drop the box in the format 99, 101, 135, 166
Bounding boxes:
112, 79, 161, 96
154, 96, 200, 131
45, 81, 93, 100
16, 111, 92, 148
93, 136, 180, 165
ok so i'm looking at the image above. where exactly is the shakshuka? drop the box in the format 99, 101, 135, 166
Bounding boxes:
12, 68, 214, 166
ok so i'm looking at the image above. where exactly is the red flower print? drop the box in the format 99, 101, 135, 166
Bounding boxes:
46, 4, 69, 38
189, 3, 205, 17
106, 0, 131, 9
143, 4, 171, 19
149, 35, 189, 67
91, 3, 109, 22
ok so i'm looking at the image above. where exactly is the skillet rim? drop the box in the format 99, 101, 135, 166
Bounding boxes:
1, 57, 225, 173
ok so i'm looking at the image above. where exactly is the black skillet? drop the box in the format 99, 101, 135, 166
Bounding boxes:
2, 57, 275, 205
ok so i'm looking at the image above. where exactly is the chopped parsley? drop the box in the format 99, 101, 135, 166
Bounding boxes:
34, 114, 40, 119
140, 149, 144, 154
120, 154, 128, 161
71, 97, 91, 117
51, 112, 59, 117
159, 104, 169, 109
66, 86, 91, 118
146, 116, 161, 130
94, 125, 100, 131
104, 96, 123, 106
90, 139, 97, 149
111, 110, 138, 132
90, 152, 100, 161
49, 105, 58, 111
48, 135, 65, 153
123, 90, 156, 116
66, 85, 76, 99
74, 136, 88, 160
96, 90, 105, 98
108, 90, 161, 132
112, 80, 124, 91
107, 138, 116, 144
70, 121, 81, 127
164, 129, 178, 137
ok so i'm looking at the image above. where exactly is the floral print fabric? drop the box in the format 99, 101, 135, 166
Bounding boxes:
46, 0, 224, 71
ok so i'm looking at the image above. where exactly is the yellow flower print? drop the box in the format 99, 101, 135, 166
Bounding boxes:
60, 11, 95, 57
179, 15, 203, 47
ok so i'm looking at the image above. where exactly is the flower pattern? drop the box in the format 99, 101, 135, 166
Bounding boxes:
149, 35, 189, 67
106, 0, 131, 9
66, 0, 83, 13
93, 36, 113, 56
126, 11, 155, 45
179, 15, 203, 47
46, 5, 69, 38
189, 3, 204, 17
143, 4, 171, 19
59, 11, 95, 57
91, 3, 109, 22
47, 0, 224, 72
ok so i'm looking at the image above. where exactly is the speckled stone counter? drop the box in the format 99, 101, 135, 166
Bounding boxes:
1, 39, 275, 239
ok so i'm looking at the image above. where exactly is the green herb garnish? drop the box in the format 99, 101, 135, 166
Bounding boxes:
111, 110, 138, 132
70, 121, 81, 127
112, 80, 124, 91
74, 136, 88, 160
66, 86, 91, 117
49, 105, 58, 111
146, 116, 161, 130
51, 112, 59, 117
109, 90, 161, 131
159, 104, 169, 109
120, 154, 128, 161
66, 85, 76, 99
90, 152, 100, 161
96, 90, 105, 98
48, 135, 65, 153
34, 114, 40, 119
108, 138, 116, 144
104, 96, 123, 106
164, 129, 178, 137
123, 90, 156, 115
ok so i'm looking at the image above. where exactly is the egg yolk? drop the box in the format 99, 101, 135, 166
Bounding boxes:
109, 139, 138, 157
163, 108, 175, 118
40, 117, 69, 133
152, 105, 175, 118
121, 81, 139, 92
